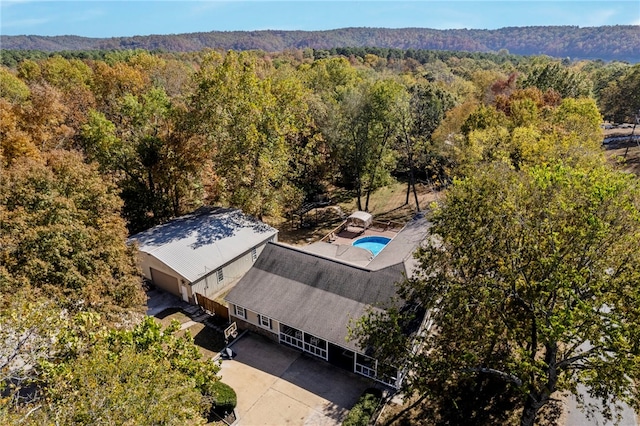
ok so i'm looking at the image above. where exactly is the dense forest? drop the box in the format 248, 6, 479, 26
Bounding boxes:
1, 47, 640, 424
2, 48, 639, 233
2, 25, 639, 62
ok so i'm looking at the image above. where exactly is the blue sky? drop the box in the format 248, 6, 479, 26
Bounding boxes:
1, 1, 639, 38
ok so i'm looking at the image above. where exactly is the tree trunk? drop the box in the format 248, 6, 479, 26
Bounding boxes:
365, 132, 391, 211
405, 178, 411, 205
520, 396, 544, 426
520, 343, 559, 426
402, 131, 419, 211
352, 129, 364, 212
412, 177, 420, 211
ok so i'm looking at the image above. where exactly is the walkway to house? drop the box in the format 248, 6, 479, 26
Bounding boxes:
219, 333, 374, 425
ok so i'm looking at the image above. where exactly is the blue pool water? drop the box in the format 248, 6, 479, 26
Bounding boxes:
352, 236, 391, 257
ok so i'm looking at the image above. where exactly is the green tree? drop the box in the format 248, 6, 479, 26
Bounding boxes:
271, 65, 327, 205
353, 162, 640, 426
1, 312, 221, 425
40, 345, 208, 425
81, 87, 204, 232
599, 64, 640, 123
0, 295, 63, 423
35, 316, 221, 425
0, 67, 30, 104
453, 96, 602, 174
0, 150, 144, 317
80, 109, 120, 172
40, 55, 93, 93
519, 62, 591, 99
334, 78, 405, 211
299, 56, 363, 196
581, 60, 629, 108
396, 81, 456, 206
190, 51, 311, 218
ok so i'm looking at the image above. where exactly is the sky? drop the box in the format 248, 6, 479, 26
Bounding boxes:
1, 0, 639, 38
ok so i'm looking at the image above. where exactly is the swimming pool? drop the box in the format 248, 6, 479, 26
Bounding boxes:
352, 236, 391, 257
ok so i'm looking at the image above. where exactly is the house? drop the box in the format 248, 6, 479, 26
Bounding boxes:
224, 214, 431, 387
129, 207, 277, 303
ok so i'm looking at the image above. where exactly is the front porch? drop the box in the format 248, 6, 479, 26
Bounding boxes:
279, 322, 400, 388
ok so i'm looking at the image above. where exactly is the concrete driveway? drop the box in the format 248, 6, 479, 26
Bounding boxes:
219, 333, 374, 426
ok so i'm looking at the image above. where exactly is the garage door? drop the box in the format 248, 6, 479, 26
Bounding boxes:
150, 268, 180, 296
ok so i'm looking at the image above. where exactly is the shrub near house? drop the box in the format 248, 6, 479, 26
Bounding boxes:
343, 388, 383, 426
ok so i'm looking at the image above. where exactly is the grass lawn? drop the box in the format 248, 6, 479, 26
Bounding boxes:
153, 308, 227, 360
155, 307, 191, 328
180, 323, 226, 360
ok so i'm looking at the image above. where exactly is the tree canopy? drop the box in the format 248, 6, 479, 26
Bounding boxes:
1, 310, 221, 425
599, 64, 640, 123
1, 45, 638, 424
0, 150, 144, 317
3, 26, 639, 62
353, 161, 640, 425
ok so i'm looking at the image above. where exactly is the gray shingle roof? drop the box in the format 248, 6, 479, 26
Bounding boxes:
301, 242, 373, 266
128, 207, 277, 283
225, 242, 407, 351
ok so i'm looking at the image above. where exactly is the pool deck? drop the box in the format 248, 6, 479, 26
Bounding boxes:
330, 227, 398, 247
300, 215, 430, 270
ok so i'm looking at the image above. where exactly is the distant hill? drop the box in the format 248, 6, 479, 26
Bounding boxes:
2, 26, 639, 62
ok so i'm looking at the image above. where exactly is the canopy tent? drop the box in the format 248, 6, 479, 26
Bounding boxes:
347, 211, 373, 229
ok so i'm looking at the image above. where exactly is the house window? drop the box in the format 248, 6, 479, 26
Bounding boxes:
258, 314, 272, 329
251, 248, 258, 262
234, 305, 246, 319
216, 268, 224, 282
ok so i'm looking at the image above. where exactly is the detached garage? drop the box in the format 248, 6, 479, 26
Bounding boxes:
129, 207, 278, 303
150, 268, 180, 295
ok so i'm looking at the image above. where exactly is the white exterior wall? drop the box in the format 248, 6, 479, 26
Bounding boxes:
190, 239, 273, 300
228, 304, 280, 336
228, 303, 400, 387
245, 309, 280, 334
138, 236, 277, 303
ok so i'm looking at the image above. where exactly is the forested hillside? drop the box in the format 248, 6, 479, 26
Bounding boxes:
2, 48, 640, 424
2, 25, 639, 62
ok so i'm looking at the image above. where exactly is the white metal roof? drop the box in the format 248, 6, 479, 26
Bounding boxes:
129, 207, 277, 283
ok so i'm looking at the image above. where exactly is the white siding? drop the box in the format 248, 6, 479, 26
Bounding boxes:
229, 304, 279, 336
190, 241, 272, 299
